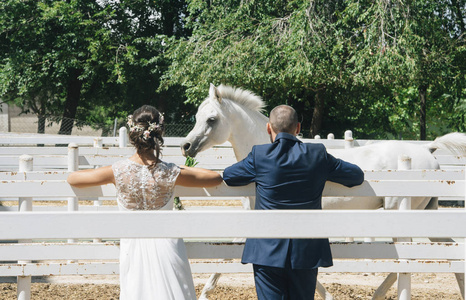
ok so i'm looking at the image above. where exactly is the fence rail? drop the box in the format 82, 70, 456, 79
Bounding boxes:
1, 131, 464, 171
1, 210, 466, 240
0, 132, 465, 300
0, 129, 441, 147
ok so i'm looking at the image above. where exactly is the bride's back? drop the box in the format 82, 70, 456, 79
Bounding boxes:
112, 159, 179, 210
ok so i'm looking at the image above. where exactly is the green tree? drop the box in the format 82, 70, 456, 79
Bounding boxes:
343, 0, 465, 140
0, 1, 107, 133
164, 0, 464, 139
0, 0, 192, 135
162, 0, 355, 137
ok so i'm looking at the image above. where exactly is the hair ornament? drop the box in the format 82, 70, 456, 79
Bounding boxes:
127, 113, 164, 140
143, 130, 151, 139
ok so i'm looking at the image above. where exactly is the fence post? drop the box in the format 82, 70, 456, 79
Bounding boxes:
93, 139, 103, 243
68, 143, 79, 244
93, 137, 103, 148
119, 127, 128, 148
397, 154, 412, 300
314, 135, 321, 139
344, 130, 355, 243
18, 155, 33, 300
362, 134, 375, 245
113, 117, 118, 137
327, 133, 334, 139
344, 130, 354, 149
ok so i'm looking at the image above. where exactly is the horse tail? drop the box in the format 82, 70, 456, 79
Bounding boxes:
425, 132, 466, 155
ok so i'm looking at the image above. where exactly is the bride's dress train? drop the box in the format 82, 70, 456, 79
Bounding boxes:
113, 159, 196, 300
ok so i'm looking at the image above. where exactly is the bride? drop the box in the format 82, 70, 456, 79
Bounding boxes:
67, 105, 223, 300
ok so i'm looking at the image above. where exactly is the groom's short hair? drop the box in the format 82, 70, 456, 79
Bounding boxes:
269, 105, 298, 134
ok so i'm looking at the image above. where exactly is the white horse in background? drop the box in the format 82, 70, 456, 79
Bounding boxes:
182, 84, 466, 210
182, 84, 269, 162
181, 84, 466, 300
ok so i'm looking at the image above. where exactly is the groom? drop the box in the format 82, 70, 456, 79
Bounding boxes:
223, 105, 364, 299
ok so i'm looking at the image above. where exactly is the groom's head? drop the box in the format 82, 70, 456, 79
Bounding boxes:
267, 105, 300, 142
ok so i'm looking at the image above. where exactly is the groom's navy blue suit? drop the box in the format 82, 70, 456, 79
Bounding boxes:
223, 132, 364, 300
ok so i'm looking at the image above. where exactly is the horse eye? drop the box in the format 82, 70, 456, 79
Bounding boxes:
207, 117, 216, 124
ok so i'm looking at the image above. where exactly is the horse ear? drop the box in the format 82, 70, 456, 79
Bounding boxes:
209, 83, 222, 103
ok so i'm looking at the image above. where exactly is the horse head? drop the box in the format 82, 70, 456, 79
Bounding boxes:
181, 84, 233, 157
181, 84, 269, 159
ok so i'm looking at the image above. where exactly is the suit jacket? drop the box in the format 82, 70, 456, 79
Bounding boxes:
223, 132, 364, 269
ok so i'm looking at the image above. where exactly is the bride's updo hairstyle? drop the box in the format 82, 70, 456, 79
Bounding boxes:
127, 105, 164, 161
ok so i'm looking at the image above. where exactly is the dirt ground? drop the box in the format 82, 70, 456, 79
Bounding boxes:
0, 272, 462, 299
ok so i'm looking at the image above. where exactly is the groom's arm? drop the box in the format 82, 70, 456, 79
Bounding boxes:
326, 152, 364, 187
223, 148, 256, 186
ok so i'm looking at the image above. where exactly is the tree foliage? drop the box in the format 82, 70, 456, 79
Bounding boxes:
0, 0, 463, 139
0, 0, 192, 134
163, 0, 465, 139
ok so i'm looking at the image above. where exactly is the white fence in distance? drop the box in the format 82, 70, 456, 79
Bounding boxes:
1, 131, 464, 171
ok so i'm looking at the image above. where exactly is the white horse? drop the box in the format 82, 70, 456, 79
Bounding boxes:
181, 84, 466, 300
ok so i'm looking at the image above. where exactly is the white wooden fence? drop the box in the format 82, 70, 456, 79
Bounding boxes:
1, 130, 464, 205
1, 129, 464, 170
1, 131, 465, 300
0, 169, 465, 299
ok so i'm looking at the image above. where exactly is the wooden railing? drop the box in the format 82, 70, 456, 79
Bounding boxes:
0, 169, 465, 299
1, 131, 465, 299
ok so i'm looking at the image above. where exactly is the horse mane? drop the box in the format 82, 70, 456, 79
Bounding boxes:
426, 132, 466, 154
218, 85, 265, 112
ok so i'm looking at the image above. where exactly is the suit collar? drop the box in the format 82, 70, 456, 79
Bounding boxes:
274, 132, 300, 143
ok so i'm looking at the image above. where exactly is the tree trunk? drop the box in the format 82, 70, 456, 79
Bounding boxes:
36, 114, 46, 147
37, 115, 45, 134
451, 0, 465, 36
418, 84, 428, 140
310, 88, 325, 138
59, 69, 83, 135
294, 98, 305, 135
285, 93, 306, 136
156, 91, 168, 115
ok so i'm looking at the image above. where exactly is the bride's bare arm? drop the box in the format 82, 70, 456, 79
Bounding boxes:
67, 165, 115, 188
175, 166, 223, 187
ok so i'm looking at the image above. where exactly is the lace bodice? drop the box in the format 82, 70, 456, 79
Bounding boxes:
112, 159, 180, 210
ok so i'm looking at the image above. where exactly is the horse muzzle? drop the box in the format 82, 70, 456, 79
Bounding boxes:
180, 141, 199, 158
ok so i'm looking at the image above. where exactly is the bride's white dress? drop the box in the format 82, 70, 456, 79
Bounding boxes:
112, 159, 197, 300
